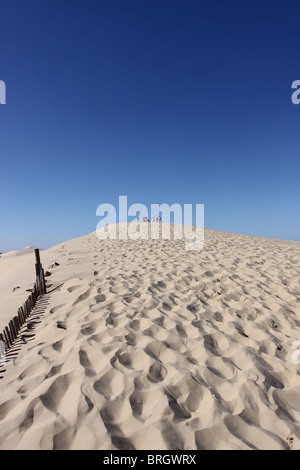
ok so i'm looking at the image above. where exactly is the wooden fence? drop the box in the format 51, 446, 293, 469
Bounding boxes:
0, 249, 46, 353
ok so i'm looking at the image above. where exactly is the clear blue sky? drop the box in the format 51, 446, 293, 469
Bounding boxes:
0, 0, 300, 252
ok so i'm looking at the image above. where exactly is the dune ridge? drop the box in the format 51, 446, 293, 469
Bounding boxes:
0, 225, 299, 450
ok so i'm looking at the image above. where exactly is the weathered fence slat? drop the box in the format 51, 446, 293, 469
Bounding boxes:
5, 326, 13, 348
20, 306, 25, 323
0, 249, 46, 354
9, 320, 16, 341
13, 316, 20, 335
18, 308, 23, 325
2, 329, 9, 349
12, 318, 18, 338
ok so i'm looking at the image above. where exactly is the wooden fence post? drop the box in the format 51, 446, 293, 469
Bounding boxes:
13, 316, 20, 335
9, 320, 16, 341
19, 307, 25, 324
35, 248, 41, 277
0, 248, 48, 353
0, 333, 6, 355
2, 329, 10, 349
35, 249, 46, 294
5, 326, 12, 348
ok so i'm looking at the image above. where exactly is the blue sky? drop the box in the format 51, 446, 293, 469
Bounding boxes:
0, 0, 300, 251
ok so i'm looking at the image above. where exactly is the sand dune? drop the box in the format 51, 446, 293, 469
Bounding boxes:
0, 225, 299, 450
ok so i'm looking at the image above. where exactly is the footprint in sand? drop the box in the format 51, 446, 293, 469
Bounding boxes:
49, 304, 65, 314
79, 349, 96, 377
67, 285, 81, 293
93, 369, 124, 400
72, 288, 93, 306
147, 362, 167, 383
94, 293, 106, 303
40, 373, 72, 413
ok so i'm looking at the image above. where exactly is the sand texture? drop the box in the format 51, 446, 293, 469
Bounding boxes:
0, 225, 300, 450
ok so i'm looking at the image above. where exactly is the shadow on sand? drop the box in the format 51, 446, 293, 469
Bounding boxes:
0, 294, 51, 379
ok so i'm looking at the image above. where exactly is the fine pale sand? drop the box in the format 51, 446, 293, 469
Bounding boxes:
0, 224, 300, 450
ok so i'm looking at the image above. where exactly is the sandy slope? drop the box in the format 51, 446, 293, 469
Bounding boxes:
0, 247, 38, 332
0, 225, 300, 450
